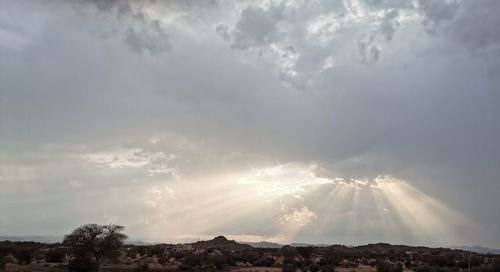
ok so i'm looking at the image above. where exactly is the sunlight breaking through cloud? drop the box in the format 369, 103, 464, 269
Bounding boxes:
133, 163, 473, 244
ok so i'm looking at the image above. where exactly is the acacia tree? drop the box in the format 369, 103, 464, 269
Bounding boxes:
63, 224, 127, 272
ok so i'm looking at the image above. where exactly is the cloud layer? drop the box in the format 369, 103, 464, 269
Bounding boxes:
1, 0, 499, 247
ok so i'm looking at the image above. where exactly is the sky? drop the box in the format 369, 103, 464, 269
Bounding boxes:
0, 0, 499, 248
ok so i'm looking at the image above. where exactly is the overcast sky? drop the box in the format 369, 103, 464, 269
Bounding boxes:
1, 0, 499, 247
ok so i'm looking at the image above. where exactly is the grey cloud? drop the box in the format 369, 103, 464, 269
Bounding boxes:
83, 0, 131, 13
215, 24, 230, 41
230, 5, 285, 50
357, 34, 381, 63
415, 0, 500, 53
124, 23, 171, 54
418, 0, 459, 30
221, 0, 414, 84
377, 8, 400, 40
445, 0, 500, 50
364, 0, 415, 9
81, 0, 171, 54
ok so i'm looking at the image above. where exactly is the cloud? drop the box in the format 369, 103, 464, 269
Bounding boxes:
418, 0, 459, 28
357, 34, 381, 63
80, 0, 171, 55
215, 24, 230, 41
377, 8, 400, 40
280, 205, 317, 226
444, 0, 500, 51
1, 0, 499, 246
124, 22, 171, 54
230, 5, 286, 50
85, 148, 178, 177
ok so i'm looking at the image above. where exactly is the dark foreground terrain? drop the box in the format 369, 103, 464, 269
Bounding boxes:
1, 236, 499, 272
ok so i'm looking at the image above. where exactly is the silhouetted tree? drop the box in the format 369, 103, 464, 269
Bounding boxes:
63, 224, 127, 272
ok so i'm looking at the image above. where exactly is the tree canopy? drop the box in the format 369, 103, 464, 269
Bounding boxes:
63, 224, 127, 271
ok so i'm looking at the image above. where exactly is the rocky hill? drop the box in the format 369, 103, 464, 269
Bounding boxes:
190, 236, 253, 250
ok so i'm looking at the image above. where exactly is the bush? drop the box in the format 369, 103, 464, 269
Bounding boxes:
319, 252, 341, 266
296, 247, 315, 260
183, 254, 202, 267
12, 247, 36, 265
492, 257, 500, 272
254, 257, 275, 267
377, 260, 402, 272
157, 254, 168, 265
67, 257, 96, 272
45, 249, 66, 263
320, 264, 336, 272
134, 263, 149, 272
309, 263, 320, 272
234, 251, 258, 264
283, 263, 299, 272
210, 255, 232, 269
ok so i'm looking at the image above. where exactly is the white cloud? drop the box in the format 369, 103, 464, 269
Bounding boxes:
280, 204, 317, 226
84, 148, 178, 177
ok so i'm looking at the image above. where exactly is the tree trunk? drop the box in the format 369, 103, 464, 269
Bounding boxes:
93, 255, 101, 272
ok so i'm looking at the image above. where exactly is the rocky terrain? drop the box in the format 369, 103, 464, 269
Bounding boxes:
1, 237, 500, 272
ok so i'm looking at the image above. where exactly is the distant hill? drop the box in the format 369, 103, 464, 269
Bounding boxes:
290, 242, 314, 247
240, 240, 500, 255
2, 235, 498, 255
449, 246, 500, 255
191, 236, 252, 250
126, 240, 153, 246
240, 241, 335, 248
241, 241, 283, 248
0, 235, 61, 243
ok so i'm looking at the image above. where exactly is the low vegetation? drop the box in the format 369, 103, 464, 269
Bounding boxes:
1, 224, 499, 272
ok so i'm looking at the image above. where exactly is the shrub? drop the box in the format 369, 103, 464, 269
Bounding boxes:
67, 257, 96, 272
12, 247, 36, 265
254, 257, 275, 267
283, 263, 299, 272
134, 263, 149, 272
45, 249, 66, 263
